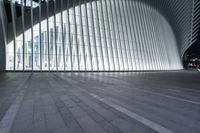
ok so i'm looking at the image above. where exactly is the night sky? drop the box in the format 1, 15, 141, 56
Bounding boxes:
186, 3, 200, 56
187, 30, 200, 55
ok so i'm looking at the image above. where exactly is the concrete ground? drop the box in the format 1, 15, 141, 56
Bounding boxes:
0, 71, 200, 133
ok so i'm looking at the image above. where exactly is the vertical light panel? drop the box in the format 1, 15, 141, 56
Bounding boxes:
84, 0, 93, 70
132, 1, 144, 70
127, 0, 138, 70
104, 0, 115, 70
108, 0, 120, 71
33, 0, 40, 71
145, 4, 155, 70
15, 0, 24, 71
61, 0, 66, 71
140, 3, 150, 70
50, 1, 56, 70
94, 0, 104, 71
65, 0, 72, 70
44, 0, 49, 71
100, 0, 110, 71
21, 0, 25, 71
78, 0, 86, 71
53, 0, 58, 71
55, 0, 64, 71
123, 0, 135, 70
117, 0, 129, 70
31, 0, 33, 71
112, 0, 125, 70
39, 0, 42, 71
70, 0, 79, 71
10, 0, 16, 71
96, 0, 106, 70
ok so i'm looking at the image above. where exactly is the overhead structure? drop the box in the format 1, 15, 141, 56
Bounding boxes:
0, 0, 196, 71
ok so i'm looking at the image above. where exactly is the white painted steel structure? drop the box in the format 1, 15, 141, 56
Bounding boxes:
3, 0, 195, 71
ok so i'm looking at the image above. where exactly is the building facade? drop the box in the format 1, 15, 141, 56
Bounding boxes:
0, 0, 196, 71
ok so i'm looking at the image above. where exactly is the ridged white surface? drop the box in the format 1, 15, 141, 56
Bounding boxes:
6, 0, 184, 71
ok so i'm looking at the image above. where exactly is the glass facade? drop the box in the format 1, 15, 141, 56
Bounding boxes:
11, 0, 39, 8
6, 0, 183, 71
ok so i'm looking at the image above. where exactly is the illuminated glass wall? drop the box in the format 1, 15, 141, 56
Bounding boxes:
6, 0, 183, 71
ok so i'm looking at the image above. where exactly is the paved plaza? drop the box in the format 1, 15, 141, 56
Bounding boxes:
0, 71, 200, 133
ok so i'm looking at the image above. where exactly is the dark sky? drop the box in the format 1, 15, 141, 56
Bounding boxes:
186, 2, 200, 56
186, 26, 200, 55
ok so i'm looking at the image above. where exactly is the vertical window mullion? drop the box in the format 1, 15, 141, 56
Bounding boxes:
67, 0, 73, 71
39, 0, 42, 71
47, 0, 50, 71
133, 2, 144, 70
90, 0, 99, 71
126, 0, 137, 70
61, 0, 66, 71
121, 0, 134, 70
108, 0, 120, 71
54, 0, 58, 71
31, 0, 33, 71
117, 0, 129, 70
73, 0, 80, 71
21, 0, 25, 71
79, 0, 86, 71
113, 0, 125, 70
85, 0, 93, 71
10, 0, 16, 71
149, 7, 159, 70
140, 2, 151, 70
100, 0, 110, 71
95, 0, 105, 70
144, 5, 155, 70
156, 13, 166, 70
104, 0, 115, 71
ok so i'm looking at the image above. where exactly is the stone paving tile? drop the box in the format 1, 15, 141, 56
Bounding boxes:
43, 105, 58, 115
72, 91, 119, 122
50, 127, 70, 133
68, 106, 107, 133
58, 88, 122, 133
61, 112, 85, 133
33, 129, 48, 133
45, 112, 66, 131
33, 111, 46, 133
48, 91, 85, 132
63, 99, 77, 109
76, 99, 123, 133
111, 117, 155, 133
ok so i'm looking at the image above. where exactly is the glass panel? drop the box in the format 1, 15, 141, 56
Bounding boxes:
33, 4, 40, 70
15, 35, 23, 70
6, 41, 14, 70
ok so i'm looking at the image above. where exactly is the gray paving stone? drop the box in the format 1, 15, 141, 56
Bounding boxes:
43, 105, 58, 115
45, 113, 66, 131
63, 99, 77, 108
73, 92, 118, 122
50, 127, 70, 133
69, 106, 107, 133
56, 103, 85, 133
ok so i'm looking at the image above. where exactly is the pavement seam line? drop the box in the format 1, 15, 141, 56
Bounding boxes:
90, 93, 175, 133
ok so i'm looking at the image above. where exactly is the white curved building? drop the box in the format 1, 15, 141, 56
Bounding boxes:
0, 0, 198, 71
